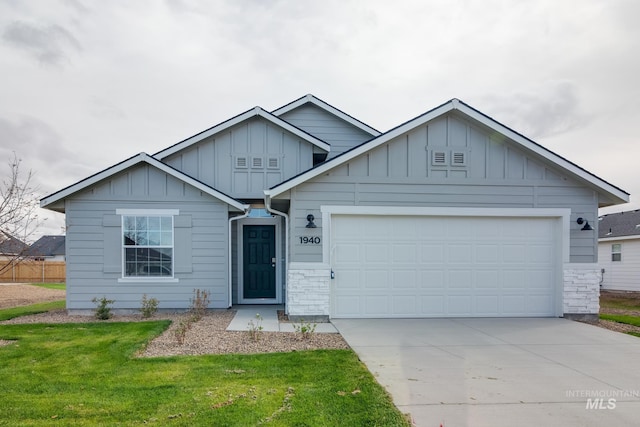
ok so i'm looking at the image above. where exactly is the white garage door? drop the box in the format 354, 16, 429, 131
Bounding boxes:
331, 214, 560, 318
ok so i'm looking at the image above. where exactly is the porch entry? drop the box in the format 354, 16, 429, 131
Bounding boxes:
238, 215, 282, 304
243, 225, 276, 299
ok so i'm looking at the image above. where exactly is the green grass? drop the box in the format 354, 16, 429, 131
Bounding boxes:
600, 314, 640, 327
29, 283, 66, 291
0, 300, 65, 321
0, 321, 409, 426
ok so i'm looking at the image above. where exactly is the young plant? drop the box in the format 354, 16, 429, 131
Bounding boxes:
91, 296, 115, 320
188, 289, 210, 321
247, 313, 263, 341
174, 319, 190, 345
293, 319, 317, 340
140, 294, 159, 318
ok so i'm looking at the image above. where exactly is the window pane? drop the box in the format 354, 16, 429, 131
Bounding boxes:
612, 253, 621, 262
123, 214, 173, 277
148, 216, 161, 231
612, 244, 621, 252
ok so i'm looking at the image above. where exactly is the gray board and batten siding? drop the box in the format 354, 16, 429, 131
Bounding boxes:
64, 162, 232, 310
283, 112, 598, 264
277, 103, 376, 158
162, 117, 319, 200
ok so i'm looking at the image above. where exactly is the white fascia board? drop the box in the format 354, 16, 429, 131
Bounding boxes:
454, 102, 629, 204
40, 153, 249, 212
599, 235, 640, 243
154, 107, 329, 160
272, 94, 381, 137
265, 101, 456, 198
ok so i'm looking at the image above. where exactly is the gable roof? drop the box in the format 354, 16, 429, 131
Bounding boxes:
26, 235, 65, 257
154, 106, 330, 160
598, 210, 640, 239
40, 152, 249, 213
272, 94, 381, 137
265, 98, 629, 206
0, 230, 28, 256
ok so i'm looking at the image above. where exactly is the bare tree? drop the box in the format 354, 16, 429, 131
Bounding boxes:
0, 153, 42, 274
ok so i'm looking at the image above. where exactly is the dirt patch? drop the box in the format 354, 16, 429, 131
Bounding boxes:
0, 284, 65, 309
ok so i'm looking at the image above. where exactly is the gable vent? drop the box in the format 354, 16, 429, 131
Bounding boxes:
235, 156, 248, 169
267, 157, 280, 169
431, 151, 447, 166
451, 151, 467, 166
251, 157, 263, 168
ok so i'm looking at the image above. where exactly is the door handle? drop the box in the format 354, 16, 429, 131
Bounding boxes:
271, 257, 276, 268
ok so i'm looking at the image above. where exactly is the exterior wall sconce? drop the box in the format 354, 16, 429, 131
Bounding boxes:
306, 214, 317, 228
577, 217, 593, 231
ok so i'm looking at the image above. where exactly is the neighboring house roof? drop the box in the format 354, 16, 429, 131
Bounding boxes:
40, 152, 249, 213
0, 230, 28, 256
265, 98, 629, 207
26, 235, 65, 257
153, 106, 331, 160
598, 210, 640, 239
271, 94, 381, 137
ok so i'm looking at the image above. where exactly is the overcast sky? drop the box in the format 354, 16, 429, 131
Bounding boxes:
1, 0, 638, 239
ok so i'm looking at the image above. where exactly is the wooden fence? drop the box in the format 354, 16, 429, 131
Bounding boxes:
0, 261, 66, 283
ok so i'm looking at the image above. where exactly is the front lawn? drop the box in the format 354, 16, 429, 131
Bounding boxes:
30, 282, 66, 291
0, 320, 409, 426
0, 300, 65, 321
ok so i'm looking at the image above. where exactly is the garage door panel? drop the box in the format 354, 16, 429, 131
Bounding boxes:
363, 270, 388, 288
364, 296, 388, 315
331, 214, 559, 318
392, 270, 417, 288
475, 295, 499, 315
422, 244, 445, 262
448, 296, 472, 314
392, 296, 416, 315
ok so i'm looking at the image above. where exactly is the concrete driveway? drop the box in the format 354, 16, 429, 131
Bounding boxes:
332, 318, 640, 427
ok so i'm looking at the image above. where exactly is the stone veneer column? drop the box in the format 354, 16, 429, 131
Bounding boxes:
286, 263, 331, 322
563, 263, 600, 321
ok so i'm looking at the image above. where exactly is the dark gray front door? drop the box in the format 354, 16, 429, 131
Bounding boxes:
243, 225, 276, 299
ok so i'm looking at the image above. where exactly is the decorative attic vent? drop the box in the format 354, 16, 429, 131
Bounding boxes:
267, 157, 280, 169
451, 151, 467, 166
251, 157, 263, 168
431, 150, 447, 166
235, 156, 248, 169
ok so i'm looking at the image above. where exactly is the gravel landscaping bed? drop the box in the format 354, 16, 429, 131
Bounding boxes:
0, 284, 65, 309
0, 309, 350, 356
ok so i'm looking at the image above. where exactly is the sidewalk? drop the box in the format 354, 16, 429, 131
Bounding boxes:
226, 305, 338, 333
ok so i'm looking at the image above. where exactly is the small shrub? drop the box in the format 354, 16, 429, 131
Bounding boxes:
91, 296, 115, 320
174, 319, 190, 345
293, 319, 317, 340
140, 294, 159, 318
247, 313, 263, 341
189, 289, 210, 321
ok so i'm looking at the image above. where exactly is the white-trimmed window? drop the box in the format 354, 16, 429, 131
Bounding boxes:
611, 244, 622, 262
122, 214, 174, 277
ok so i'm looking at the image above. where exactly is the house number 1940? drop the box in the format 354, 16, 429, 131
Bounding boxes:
299, 236, 321, 245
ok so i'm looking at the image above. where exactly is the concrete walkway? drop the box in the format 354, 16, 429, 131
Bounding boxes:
226, 305, 338, 333
332, 318, 640, 427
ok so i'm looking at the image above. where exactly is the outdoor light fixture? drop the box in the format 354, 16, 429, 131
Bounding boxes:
306, 214, 317, 228
577, 217, 593, 231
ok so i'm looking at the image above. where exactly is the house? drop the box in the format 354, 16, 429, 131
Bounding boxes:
40, 95, 629, 319
26, 235, 66, 262
0, 230, 28, 261
598, 210, 640, 291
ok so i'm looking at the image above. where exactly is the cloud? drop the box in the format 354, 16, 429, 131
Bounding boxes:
479, 81, 590, 140
87, 96, 126, 120
0, 114, 91, 195
2, 20, 81, 66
